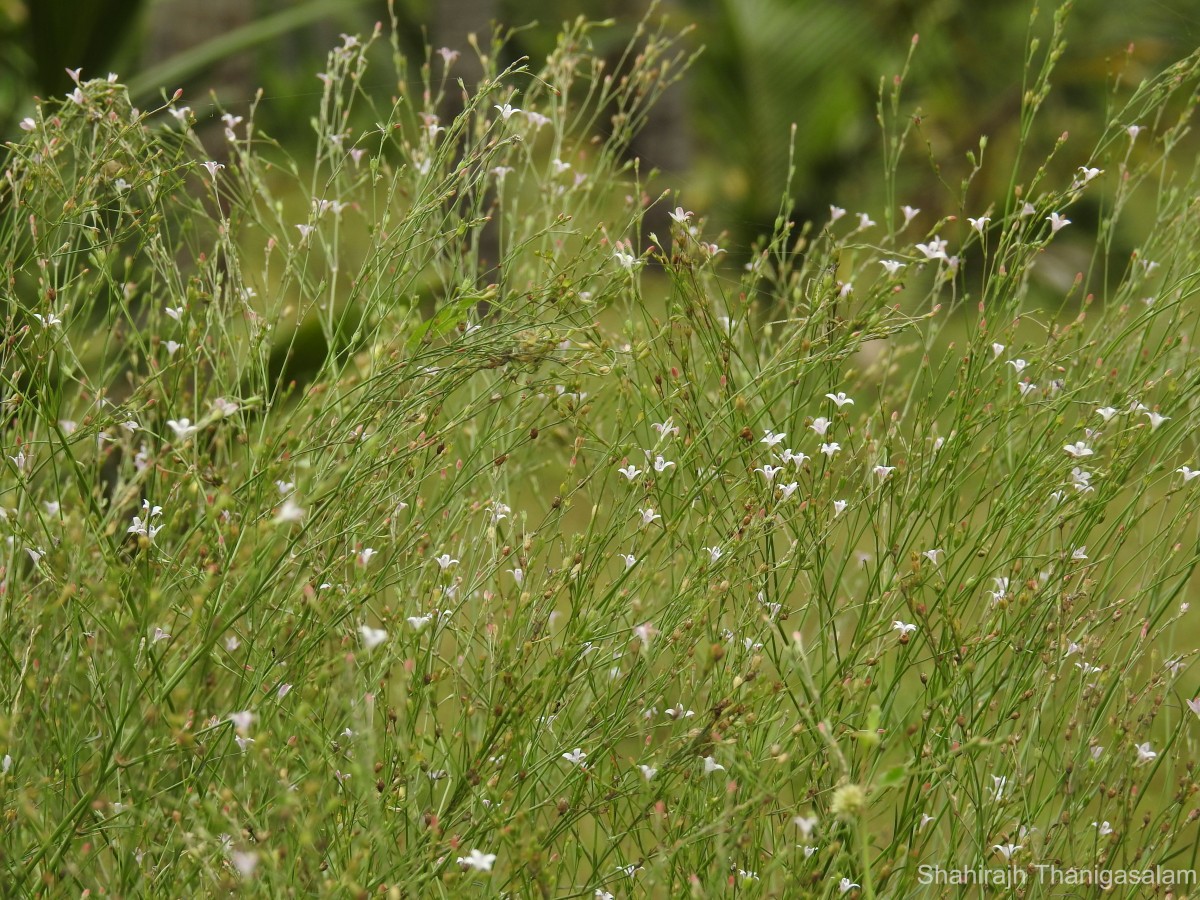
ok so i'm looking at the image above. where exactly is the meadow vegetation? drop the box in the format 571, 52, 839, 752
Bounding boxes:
2, 4, 1200, 896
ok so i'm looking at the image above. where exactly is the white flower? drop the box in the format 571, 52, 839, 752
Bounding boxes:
778, 481, 800, 501
669, 206, 692, 224
633, 622, 657, 650
164, 340, 181, 357
873, 465, 895, 479
1007, 358, 1027, 374
651, 418, 680, 439
1076, 166, 1103, 185
32, 312, 62, 328
1076, 661, 1102, 675
1145, 411, 1169, 430
652, 455, 674, 473
1063, 441, 1093, 458
893, 620, 917, 636
704, 546, 723, 564
923, 548, 943, 565
229, 710, 254, 734
638, 764, 657, 781
359, 624, 387, 650
1047, 212, 1070, 233
988, 576, 1010, 603
613, 249, 638, 270
967, 216, 990, 232
990, 775, 1006, 800
638, 508, 661, 527
793, 815, 818, 839
919, 813, 935, 831
856, 212, 875, 230
562, 748, 587, 767
358, 547, 377, 566
664, 705, 694, 719
833, 499, 847, 516
1177, 466, 1200, 482
1186, 698, 1200, 718
992, 843, 1021, 860
826, 392, 854, 408
126, 515, 163, 541
1135, 742, 1157, 765
702, 756, 724, 774
201, 160, 224, 178
494, 103, 521, 120
274, 498, 306, 524
780, 448, 809, 466
1071, 546, 1088, 560
457, 849, 496, 872
166, 418, 197, 440
230, 850, 258, 878
755, 464, 782, 483
820, 442, 841, 458
838, 878, 860, 894
407, 615, 432, 631
829, 205, 846, 222
507, 567, 523, 585
879, 259, 906, 275
1017, 382, 1038, 397
8, 450, 29, 474
1127, 124, 1142, 141
761, 429, 786, 447
1093, 820, 1113, 836
619, 553, 637, 569
915, 236, 949, 261
434, 553, 458, 570
152, 627, 171, 643
211, 397, 238, 417
991, 342, 1005, 357
810, 417, 832, 436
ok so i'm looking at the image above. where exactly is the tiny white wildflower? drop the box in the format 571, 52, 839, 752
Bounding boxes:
1047, 212, 1070, 232
359, 625, 387, 650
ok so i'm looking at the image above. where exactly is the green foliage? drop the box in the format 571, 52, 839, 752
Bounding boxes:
2, 6, 1200, 897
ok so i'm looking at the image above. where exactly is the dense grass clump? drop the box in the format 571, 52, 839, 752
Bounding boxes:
2, 6, 1199, 897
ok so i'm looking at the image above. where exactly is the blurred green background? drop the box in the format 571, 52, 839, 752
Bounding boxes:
3, 0, 1200, 257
